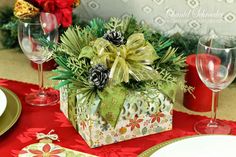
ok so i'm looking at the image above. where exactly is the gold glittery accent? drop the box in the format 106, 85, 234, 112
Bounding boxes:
73, 0, 80, 8
119, 127, 127, 134
14, 0, 39, 20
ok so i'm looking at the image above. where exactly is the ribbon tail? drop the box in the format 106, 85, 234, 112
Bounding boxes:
98, 86, 127, 128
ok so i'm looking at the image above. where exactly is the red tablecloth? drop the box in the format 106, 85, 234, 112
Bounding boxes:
0, 79, 236, 157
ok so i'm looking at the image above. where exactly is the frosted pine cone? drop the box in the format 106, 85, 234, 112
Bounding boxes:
89, 64, 109, 90
103, 30, 124, 46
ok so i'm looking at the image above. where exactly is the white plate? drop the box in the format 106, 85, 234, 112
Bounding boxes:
151, 135, 236, 157
0, 89, 7, 117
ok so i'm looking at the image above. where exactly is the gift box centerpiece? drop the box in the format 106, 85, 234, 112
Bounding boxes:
50, 17, 187, 148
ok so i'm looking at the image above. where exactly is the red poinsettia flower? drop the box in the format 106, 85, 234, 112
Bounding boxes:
150, 112, 165, 123
28, 143, 64, 156
127, 116, 143, 131
35, 0, 74, 27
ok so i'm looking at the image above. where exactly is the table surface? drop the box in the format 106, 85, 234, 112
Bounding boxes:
0, 48, 236, 122
1, 78, 236, 157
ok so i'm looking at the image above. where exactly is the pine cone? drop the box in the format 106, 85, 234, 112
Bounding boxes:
89, 64, 109, 90
104, 30, 124, 46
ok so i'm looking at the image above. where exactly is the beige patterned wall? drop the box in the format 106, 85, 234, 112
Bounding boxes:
0, 1, 14, 8
75, 0, 236, 35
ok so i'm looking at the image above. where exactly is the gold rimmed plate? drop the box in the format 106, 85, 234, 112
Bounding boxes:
0, 87, 22, 135
0, 88, 7, 117
139, 135, 236, 157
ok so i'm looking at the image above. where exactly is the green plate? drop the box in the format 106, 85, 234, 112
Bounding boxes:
138, 136, 191, 157
0, 87, 22, 135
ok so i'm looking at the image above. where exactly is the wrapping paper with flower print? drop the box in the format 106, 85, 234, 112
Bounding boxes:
60, 86, 173, 148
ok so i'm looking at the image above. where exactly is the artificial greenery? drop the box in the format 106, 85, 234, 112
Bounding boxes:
0, 6, 19, 48
47, 16, 191, 127
170, 32, 200, 56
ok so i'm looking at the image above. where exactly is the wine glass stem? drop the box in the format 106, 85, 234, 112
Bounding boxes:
210, 91, 219, 125
38, 63, 44, 94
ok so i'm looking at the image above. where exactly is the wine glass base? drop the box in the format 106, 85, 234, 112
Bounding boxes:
25, 89, 59, 106
194, 119, 231, 135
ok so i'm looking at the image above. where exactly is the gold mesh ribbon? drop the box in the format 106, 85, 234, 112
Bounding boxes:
92, 33, 160, 84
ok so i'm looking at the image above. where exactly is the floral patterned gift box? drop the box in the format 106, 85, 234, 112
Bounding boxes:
60, 85, 173, 148
50, 17, 187, 148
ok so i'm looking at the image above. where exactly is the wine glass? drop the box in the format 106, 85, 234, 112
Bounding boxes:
194, 34, 236, 134
18, 12, 59, 106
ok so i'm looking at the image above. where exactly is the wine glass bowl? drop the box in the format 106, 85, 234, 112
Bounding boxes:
18, 13, 59, 106
18, 15, 58, 64
194, 35, 236, 134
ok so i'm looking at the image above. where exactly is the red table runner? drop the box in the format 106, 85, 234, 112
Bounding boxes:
0, 79, 236, 157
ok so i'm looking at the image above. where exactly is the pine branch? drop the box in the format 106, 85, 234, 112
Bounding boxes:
89, 18, 106, 37
60, 26, 95, 56
170, 32, 200, 55
123, 16, 138, 39
67, 57, 91, 78
0, 6, 13, 25
0, 7, 19, 48
159, 47, 178, 64
104, 17, 125, 32
153, 46, 186, 77
145, 32, 173, 55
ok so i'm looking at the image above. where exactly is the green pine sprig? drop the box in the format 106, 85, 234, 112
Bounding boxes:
170, 32, 200, 55
123, 16, 139, 39
104, 17, 124, 32
0, 6, 19, 48
89, 18, 106, 37
51, 17, 190, 104
60, 26, 96, 56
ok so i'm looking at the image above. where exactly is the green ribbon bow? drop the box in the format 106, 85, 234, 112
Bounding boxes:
92, 33, 160, 84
